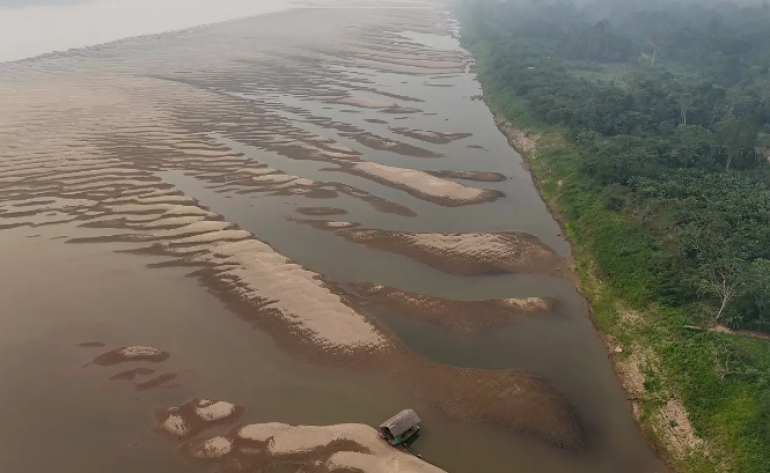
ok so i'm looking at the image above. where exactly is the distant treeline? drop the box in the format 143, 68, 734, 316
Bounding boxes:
463, 0, 770, 331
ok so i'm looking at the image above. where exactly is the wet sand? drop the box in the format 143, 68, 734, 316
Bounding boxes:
390, 127, 472, 144
426, 170, 507, 182
296, 207, 349, 216
349, 283, 554, 333
0, 1, 665, 473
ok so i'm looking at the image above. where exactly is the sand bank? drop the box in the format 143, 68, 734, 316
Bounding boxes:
334, 229, 566, 277
155, 398, 244, 438
185, 421, 449, 473
334, 183, 417, 217
295, 218, 361, 230
296, 207, 349, 216
340, 162, 502, 207
427, 170, 507, 182
336, 97, 398, 109
390, 128, 472, 144
344, 131, 441, 157
92, 346, 170, 365
350, 283, 555, 333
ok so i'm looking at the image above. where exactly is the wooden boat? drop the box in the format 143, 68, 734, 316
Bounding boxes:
379, 409, 421, 446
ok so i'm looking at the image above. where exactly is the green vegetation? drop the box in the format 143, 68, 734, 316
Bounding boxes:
456, 1, 770, 472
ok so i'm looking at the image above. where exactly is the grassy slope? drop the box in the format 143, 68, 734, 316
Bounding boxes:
463, 34, 770, 473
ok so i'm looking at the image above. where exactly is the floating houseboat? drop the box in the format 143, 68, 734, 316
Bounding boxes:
379, 409, 421, 446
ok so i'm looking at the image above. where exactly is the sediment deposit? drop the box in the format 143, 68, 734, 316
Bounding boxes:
334, 229, 567, 277
350, 283, 554, 333
340, 161, 503, 207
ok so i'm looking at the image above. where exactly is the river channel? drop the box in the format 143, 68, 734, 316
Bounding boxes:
0, 2, 665, 473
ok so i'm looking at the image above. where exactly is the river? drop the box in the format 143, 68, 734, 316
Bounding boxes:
0, 1, 665, 472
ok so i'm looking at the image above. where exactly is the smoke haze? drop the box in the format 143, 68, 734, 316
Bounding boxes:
0, 0, 292, 62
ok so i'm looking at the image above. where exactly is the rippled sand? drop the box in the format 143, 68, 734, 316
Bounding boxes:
341, 161, 503, 206
0, 1, 591, 472
330, 228, 567, 277
153, 391, 450, 472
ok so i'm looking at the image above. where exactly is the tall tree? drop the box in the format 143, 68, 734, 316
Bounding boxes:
717, 117, 758, 171
697, 257, 746, 324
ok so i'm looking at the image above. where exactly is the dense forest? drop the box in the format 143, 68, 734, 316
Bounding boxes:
464, 0, 770, 330
457, 1, 770, 472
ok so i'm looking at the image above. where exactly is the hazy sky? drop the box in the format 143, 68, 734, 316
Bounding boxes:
0, 0, 95, 6
0, 0, 292, 63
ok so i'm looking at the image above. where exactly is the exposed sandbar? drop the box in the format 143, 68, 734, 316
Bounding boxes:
350, 283, 555, 333
335, 229, 566, 277
110, 367, 156, 382
93, 346, 170, 365
343, 132, 441, 157
334, 96, 397, 109
155, 398, 244, 438
334, 183, 417, 217
295, 219, 360, 230
295, 207, 349, 217
175, 421, 448, 473
390, 127, 472, 144
427, 170, 507, 182
339, 162, 502, 207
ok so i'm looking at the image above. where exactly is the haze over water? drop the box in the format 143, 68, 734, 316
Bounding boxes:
0, 0, 292, 63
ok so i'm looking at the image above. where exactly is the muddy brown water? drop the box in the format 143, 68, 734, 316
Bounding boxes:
0, 3, 665, 473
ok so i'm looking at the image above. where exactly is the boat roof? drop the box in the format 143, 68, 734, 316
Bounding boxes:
379, 409, 421, 437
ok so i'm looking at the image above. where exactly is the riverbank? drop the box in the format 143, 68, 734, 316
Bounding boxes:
460, 28, 770, 473
485, 97, 710, 473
